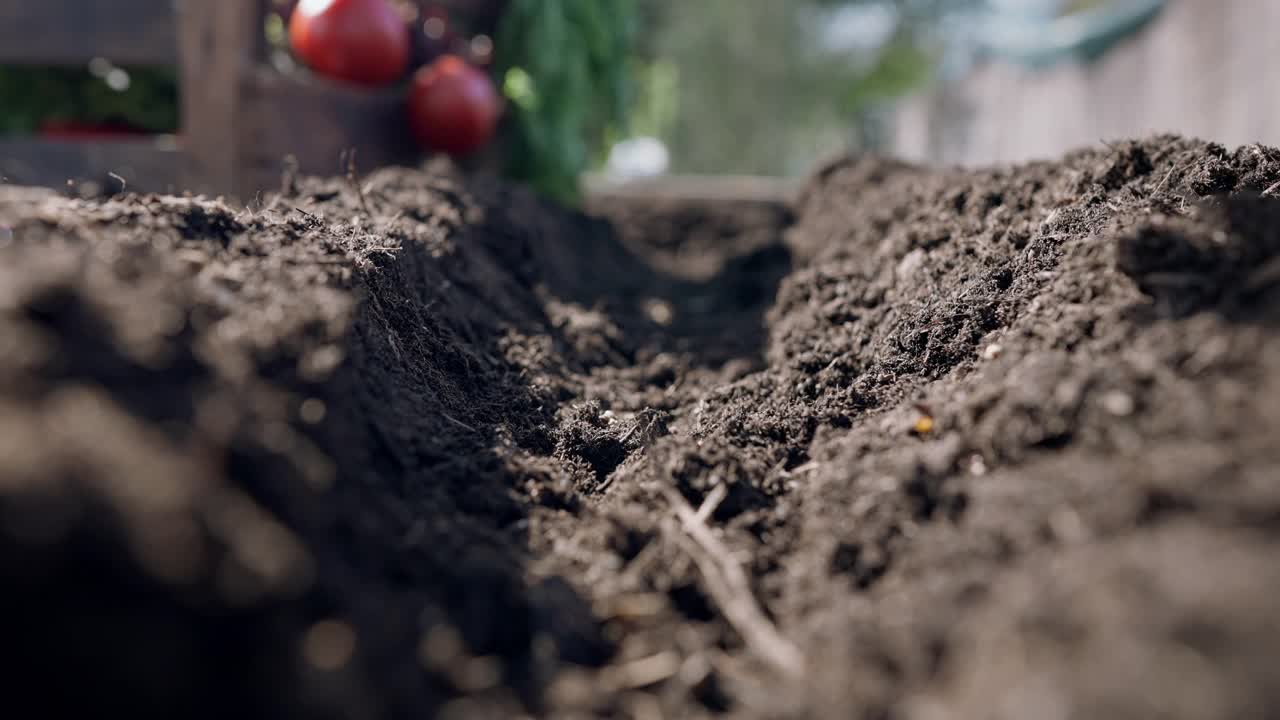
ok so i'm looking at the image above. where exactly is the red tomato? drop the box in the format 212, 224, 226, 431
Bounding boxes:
406, 55, 501, 157
289, 0, 410, 87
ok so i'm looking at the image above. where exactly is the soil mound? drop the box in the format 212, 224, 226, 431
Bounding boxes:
2, 135, 1279, 719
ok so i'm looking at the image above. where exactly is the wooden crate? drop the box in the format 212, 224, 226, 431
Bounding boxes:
0, 0, 492, 201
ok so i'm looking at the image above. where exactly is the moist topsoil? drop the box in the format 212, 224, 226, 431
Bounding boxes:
3, 135, 1280, 719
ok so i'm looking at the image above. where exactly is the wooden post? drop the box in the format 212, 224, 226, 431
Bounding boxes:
175, 0, 266, 200
0, 0, 177, 66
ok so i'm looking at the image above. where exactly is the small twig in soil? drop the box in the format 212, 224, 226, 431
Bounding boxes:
381, 210, 406, 235
618, 422, 641, 447
595, 473, 618, 494
441, 412, 478, 434
780, 461, 821, 478
1262, 180, 1280, 198
344, 148, 373, 218
695, 483, 728, 523
602, 651, 682, 690
384, 329, 403, 362
273, 155, 301, 209
1152, 166, 1176, 196
619, 541, 663, 587
664, 488, 805, 679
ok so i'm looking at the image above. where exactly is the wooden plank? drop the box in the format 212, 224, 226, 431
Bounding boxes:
1268, 1, 1280, 146
1222, 0, 1276, 146
960, 62, 1015, 166
1179, 0, 1227, 143
237, 67, 419, 198
584, 174, 800, 205
176, 0, 265, 199
1086, 17, 1151, 142
0, 139, 183, 194
0, 0, 177, 66
892, 0, 1280, 165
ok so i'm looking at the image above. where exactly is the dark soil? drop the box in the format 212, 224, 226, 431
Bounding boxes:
2, 135, 1280, 719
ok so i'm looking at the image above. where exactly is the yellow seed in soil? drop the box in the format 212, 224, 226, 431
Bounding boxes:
913, 416, 935, 434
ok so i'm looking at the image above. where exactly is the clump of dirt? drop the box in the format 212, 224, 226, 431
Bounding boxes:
3, 135, 1280, 719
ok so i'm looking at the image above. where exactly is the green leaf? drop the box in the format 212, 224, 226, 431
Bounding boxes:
493, 0, 637, 205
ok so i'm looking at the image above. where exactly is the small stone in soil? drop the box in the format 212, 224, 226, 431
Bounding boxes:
1101, 390, 1136, 417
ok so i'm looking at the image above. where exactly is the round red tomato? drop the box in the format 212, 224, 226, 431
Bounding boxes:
289, 0, 410, 87
406, 55, 501, 157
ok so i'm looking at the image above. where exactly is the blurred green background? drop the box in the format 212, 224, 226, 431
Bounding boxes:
622, 0, 946, 177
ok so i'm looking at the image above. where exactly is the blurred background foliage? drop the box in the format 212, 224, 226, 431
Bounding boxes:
0, 0, 958, 182
617, 0, 958, 177
494, 0, 637, 202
